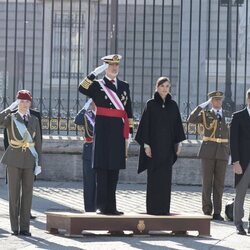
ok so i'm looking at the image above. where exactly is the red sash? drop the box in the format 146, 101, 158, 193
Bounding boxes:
96, 107, 129, 139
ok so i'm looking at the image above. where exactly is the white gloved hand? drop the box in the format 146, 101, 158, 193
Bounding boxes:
34, 166, 42, 176
8, 100, 20, 111
92, 63, 109, 76
199, 98, 211, 109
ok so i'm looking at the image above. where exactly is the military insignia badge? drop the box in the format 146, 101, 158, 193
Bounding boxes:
113, 55, 119, 61
121, 91, 128, 105
225, 117, 232, 125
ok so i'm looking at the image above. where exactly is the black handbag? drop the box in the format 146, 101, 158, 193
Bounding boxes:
225, 199, 234, 221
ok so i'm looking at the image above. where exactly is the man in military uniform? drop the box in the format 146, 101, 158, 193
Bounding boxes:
74, 99, 96, 212
187, 91, 230, 220
0, 90, 42, 236
78, 54, 133, 215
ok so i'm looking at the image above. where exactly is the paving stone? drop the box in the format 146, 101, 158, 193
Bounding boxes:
0, 180, 250, 250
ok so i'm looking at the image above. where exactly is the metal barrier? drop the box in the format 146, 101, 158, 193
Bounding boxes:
0, 0, 249, 135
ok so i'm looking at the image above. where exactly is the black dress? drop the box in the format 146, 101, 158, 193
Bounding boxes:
135, 92, 186, 215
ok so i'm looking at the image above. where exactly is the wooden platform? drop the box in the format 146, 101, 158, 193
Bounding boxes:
46, 212, 211, 236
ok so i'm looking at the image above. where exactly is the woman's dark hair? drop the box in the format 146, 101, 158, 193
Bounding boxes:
155, 77, 170, 90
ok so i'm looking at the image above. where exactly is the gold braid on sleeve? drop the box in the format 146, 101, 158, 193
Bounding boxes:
80, 77, 93, 90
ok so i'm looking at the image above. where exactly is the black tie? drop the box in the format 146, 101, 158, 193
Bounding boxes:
23, 114, 28, 127
216, 110, 221, 121
111, 79, 116, 89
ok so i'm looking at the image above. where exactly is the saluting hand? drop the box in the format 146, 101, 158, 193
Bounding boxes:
8, 99, 20, 111
199, 98, 212, 109
92, 63, 109, 76
233, 161, 243, 175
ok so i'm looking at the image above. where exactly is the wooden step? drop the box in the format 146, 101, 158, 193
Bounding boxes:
46, 212, 211, 236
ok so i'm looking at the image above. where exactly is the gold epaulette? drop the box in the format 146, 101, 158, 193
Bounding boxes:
80, 77, 93, 90
128, 118, 134, 128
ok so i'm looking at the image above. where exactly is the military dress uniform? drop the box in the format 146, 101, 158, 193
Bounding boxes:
3, 108, 42, 221
4, 109, 42, 150
78, 54, 133, 215
187, 91, 230, 218
74, 106, 96, 212
0, 91, 42, 235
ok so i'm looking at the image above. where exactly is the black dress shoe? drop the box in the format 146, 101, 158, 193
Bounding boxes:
19, 231, 32, 236
147, 212, 170, 215
204, 212, 211, 216
30, 214, 36, 220
236, 225, 247, 235
11, 231, 18, 236
171, 230, 187, 235
108, 230, 125, 235
107, 210, 124, 215
212, 214, 224, 221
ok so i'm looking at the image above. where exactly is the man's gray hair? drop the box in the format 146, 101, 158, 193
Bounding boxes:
246, 89, 250, 98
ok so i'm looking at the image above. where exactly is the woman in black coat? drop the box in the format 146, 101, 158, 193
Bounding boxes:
135, 77, 186, 215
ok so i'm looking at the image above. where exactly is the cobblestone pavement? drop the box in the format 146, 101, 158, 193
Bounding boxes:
0, 180, 250, 250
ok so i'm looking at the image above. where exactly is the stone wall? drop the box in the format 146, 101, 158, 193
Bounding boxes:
0, 135, 234, 187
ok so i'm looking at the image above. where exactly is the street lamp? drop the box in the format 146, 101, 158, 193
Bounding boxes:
220, 0, 244, 114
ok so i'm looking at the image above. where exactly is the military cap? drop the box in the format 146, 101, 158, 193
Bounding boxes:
101, 54, 122, 64
208, 90, 224, 99
16, 90, 32, 102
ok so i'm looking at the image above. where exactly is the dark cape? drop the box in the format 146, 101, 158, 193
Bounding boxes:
135, 92, 186, 174
135, 92, 186, 215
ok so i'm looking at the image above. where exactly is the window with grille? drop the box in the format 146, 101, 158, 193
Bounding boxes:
52, 12, 85, 79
